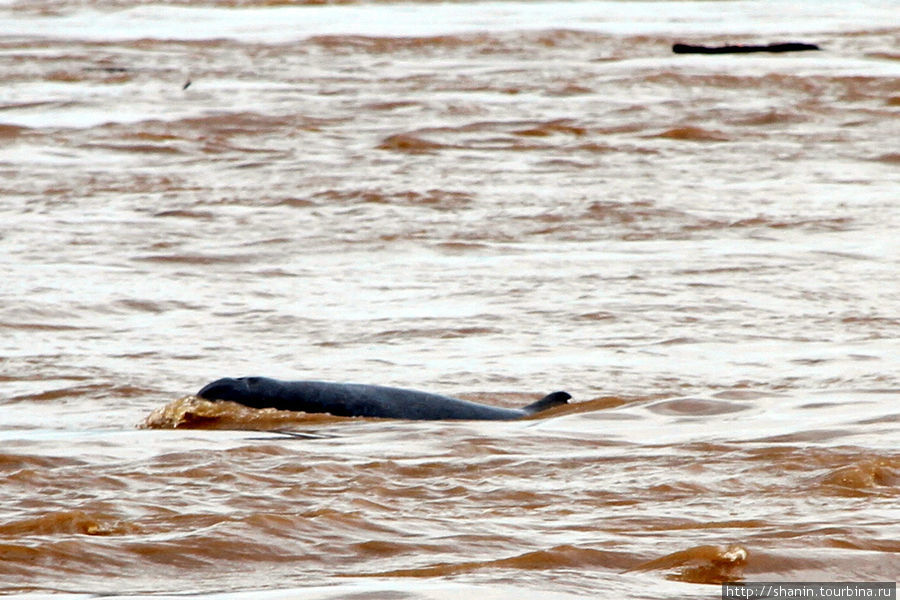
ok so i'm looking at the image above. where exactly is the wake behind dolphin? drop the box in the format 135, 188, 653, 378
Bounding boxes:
196, 376, 571, 421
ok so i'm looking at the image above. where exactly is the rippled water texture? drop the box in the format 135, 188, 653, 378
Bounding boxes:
1, 0, 899, 597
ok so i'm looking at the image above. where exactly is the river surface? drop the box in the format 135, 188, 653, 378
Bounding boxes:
1, 0, 898, 597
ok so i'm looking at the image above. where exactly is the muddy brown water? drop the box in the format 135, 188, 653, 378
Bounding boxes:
1, 0, 898, 597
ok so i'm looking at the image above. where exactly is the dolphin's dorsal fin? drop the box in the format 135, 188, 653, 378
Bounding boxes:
522, 391, 571, 414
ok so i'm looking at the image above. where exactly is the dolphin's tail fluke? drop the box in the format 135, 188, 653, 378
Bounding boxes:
521, 391, 571, 414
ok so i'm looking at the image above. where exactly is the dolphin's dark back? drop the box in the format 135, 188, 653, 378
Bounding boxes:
196, 377, 570, 421
299, 382, 526, 420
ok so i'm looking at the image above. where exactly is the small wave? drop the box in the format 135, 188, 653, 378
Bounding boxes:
646, 397, 752, 416
376, 133, 449, 153
312, 188, 472, 211
113, 299, 202, 314
0, 543, 40, 562
153, 209, 216, 219
365, 326, 501, 342
0, 453, 84, 470
744, 548, 899, 580
269, 197, 316, 208
629, 544, 748, 584
873, 152, 900, 164
433, 241, 492, 252
574, 141, 618, 153
378, 119, 597, 154
308, 29, 608, 55
0, 510, 140, 537
46, 67, 132, 85
350, 539, 445, 558
818, 457, 899, 495
6, 383, 149, 404
577, 311, 617, 321
653, 126, 731, 142
140, 395, 344, 429
177, 111, 301, 135
309, 33, 484, 53
532, 201, 857, 240
80, 142, 183, 155
364, 100, 421, 111
83, 112, 331, 158
583, 200, 688, 224
0, 124, 29, 138
0, 320, 84, 332
351, 544, 635, 577
133, 252, 258, 265
732, 109, 807, 126
513, 119, 587, 137
699, 214, 854, 235
727, 215, 855, 231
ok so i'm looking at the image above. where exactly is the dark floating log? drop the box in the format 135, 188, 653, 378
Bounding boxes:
673, 42, 821, 55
